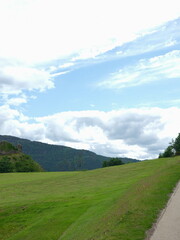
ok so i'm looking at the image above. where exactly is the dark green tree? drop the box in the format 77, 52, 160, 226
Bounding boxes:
102, 158, 124, 167
159, 145, 174, 158
159, 137, 177, 158
102, 161, 108, 167
158, 153, 163, 158
109, 158, 124, 166
0, 156, 14, 173
15, 154, 43, 172
173, 133, 180, 155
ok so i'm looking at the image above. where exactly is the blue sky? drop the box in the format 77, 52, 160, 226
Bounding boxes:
0, 0, 180, 159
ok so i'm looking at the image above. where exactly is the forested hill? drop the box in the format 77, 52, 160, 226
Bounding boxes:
0, 141, 43, 173
0, 135, 139, 171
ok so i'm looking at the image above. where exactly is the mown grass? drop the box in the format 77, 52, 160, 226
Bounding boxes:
0, 156, 180, 240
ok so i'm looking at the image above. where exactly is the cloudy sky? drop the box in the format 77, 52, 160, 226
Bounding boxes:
0, 0, 180, 159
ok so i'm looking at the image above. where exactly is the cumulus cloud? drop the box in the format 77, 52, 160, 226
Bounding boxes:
104, 111, 162, 145
0, 106, 180, 159
0, 105, 45, 140
25, 108, 180, 159
0, 65, 54, 94
0, 59, 54, 108
98, 50, 180, 89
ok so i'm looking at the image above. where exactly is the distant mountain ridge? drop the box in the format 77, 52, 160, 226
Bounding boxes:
0, 135, 139, 171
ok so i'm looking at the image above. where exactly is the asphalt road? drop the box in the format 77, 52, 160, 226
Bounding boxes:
149, 181, 180, 240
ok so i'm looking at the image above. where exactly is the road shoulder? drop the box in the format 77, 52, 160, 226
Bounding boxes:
146, 181, 180, 240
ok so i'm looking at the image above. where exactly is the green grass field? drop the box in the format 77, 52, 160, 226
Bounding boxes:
0, 157, 180, 240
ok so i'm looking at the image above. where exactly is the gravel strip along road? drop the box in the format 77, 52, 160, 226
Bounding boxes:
149, 181, 180, 240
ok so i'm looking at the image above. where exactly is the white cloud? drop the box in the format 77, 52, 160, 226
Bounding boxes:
114, 17, 179, 59
98, 50, 180, 89
0, 0, 179, 98
0, 65, 54, 94
35, 108, 180, 159
0, 0, 179, 64
51, 71, 69, 77
59, 63, 75, 69
6, 97, 27, 106
0, 106, 180, 159
0, 105, 45, 140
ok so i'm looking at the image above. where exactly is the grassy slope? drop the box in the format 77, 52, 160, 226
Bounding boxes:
0, 157, 180, 240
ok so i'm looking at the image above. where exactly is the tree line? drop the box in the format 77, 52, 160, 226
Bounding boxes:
102, 158, 124, 167
159, 133, 180, 158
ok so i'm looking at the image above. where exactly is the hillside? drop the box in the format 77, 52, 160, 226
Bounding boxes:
0, 140, 19, 153
0, 156, 180, 240
0, 141, 43, 173
0, 135, 139, 171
